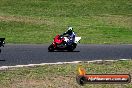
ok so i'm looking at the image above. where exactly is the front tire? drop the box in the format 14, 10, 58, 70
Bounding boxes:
48, 44, 54, 52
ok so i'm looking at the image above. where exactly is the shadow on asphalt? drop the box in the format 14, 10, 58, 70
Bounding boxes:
48, 50, 80, 52
0, 60, 6, 61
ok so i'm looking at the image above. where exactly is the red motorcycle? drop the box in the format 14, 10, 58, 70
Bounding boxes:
48, 35, 81, 52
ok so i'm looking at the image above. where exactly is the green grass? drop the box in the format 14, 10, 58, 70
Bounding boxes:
0, 60, 132, 88
0, 0, 132, 44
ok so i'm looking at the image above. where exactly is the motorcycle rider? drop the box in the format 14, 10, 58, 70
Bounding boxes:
62, 27, 76, 45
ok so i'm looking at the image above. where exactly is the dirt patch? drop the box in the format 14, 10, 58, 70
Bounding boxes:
0, 15, 54, 25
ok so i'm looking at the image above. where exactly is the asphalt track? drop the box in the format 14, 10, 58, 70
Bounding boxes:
0, 44, 132, 66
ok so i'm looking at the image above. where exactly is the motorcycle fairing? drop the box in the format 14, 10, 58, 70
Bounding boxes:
54, 35, 64, 44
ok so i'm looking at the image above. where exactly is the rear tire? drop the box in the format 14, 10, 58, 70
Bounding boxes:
48, 44, 54, 52
67, 43, 77, 52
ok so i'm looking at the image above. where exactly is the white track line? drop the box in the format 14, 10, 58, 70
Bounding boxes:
0, 59, 131, 70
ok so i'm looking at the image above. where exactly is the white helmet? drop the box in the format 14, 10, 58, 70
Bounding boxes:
68, 27, 73, 31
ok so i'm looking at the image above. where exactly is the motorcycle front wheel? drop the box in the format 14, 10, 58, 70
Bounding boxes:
48, 44, 55, 52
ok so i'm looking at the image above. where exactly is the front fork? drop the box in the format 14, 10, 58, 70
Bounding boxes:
52, 42, 56, 48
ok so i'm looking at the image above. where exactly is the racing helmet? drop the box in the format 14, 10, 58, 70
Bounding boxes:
67, 27, 73, 33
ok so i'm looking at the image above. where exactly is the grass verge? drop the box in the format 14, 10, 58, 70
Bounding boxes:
0, 60, 132, 88
0, 0, 132, 44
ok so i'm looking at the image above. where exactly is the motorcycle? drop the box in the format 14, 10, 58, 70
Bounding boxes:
48, 35, 81, 52
0, 38, 5, 47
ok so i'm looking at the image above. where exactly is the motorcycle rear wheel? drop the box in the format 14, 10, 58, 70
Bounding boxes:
67, 43, 77, 52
